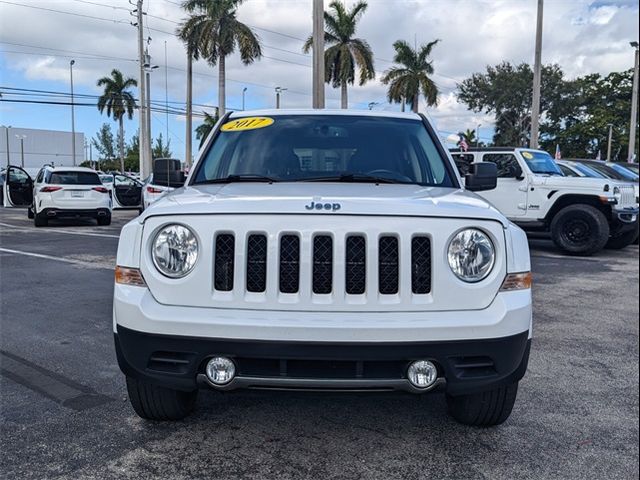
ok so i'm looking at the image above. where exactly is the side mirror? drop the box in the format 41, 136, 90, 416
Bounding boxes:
465, 162, 497, 192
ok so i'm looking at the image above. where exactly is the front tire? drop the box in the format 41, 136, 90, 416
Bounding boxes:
126, 376, 197, 421
606, 223, 639, 250
550, 204, 609, 256
446, 382, 519, 427
27, 206, 34, 219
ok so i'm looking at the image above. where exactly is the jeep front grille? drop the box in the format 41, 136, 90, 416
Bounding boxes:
213, 232, 432, 298
619, 185, 636, 208
214, 234, 235, 291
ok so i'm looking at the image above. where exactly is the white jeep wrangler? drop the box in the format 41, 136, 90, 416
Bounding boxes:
451, 148, 639, 255
114, 111, 532, 426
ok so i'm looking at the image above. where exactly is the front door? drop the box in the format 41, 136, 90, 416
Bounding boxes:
479, 153, 528, 218
4, 166, 34, 207
113, 174, 142, 208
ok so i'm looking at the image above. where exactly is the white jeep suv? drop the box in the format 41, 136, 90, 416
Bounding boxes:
114, 111, 532, 426
451, 148, 639, 254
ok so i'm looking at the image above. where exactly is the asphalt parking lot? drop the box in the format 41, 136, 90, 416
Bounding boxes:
0, 208, 638, 480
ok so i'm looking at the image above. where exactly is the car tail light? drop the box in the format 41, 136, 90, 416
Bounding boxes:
40, 186, 63, 193
147, 186, 164, 194
92, 186, 109, 193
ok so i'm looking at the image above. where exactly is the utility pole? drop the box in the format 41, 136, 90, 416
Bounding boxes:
628, 41, 639, 163
185, 53, 193, 168
530, 0, 544, 149
242, 87, 247, 110
476, 124, 481, 147
607, 123, 614, 161
312, 0, 325, 109
163, 41, 170, 143
70, 59, 76, 165
136, 0, 149, 177
144, 50, 158, 165
3, 126, 10, 167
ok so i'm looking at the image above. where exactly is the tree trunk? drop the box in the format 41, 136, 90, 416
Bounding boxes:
341, 82, 348, 109
218, 55, 226, 116
118, 117, 125, 173
185, 54, 193, 168
412, 95, 419, 114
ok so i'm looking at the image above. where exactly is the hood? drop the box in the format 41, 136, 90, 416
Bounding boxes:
140, 183, 508, 226
532, 176, 612, 191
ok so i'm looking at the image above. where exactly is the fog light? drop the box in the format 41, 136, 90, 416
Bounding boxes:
407, 360, 438, 388
205, 357, 236, 385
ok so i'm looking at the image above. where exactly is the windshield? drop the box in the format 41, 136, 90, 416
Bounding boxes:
49, 171, 101, 185
192, 115, 456, 187
99, 175, 113, 184
520, 150, 563, 175
608, 163, 639, 181
573, 163, 606, 178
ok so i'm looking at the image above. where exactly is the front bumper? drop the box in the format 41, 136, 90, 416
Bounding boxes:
115, 325, 530, 396
611, 207, 639, 236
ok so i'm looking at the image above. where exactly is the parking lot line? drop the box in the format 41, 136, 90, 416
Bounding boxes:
0, 222, 120, 239
0, 247, 114, 270
0, 350, 113, 411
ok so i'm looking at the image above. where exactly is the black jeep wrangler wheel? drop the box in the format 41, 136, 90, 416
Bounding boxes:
550, 204, 610, 256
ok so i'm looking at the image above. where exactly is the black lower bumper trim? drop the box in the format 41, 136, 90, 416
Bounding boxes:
115, 325, 531, 395
42, 208, 110, 219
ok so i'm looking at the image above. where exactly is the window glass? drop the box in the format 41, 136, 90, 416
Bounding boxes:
451, 154, 475, 176
9, 168, 30, 183
115, 175, 139, 186
49, 171, 101, 185
519, 150, 562, 175
193, 115, 456, 187
483, 153, 521, 178
36, 170, 45, 183
558, 165, 578, 177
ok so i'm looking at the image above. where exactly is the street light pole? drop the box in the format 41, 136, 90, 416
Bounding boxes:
607, 123, 614, 161
476, 124, 481, 147
15, 134, 26, 168
628, 41, 639, 163
275, 87, 287, 109
530, 0, 544, 149
3, 126, 10, 167
242, 87, 247, 110
136, 0, 149, 178
312, 0, 325, 109
70, 59, 76, 166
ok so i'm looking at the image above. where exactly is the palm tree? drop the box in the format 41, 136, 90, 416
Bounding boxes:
195, 109, 220, 148
459, 128, 477, 145
177, 0, 261, 117
96, 69, 137, 173
381, 39, 440, 113
303, 0, 374, 109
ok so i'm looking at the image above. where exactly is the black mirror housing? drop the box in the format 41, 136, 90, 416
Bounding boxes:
465, 162, 498, 192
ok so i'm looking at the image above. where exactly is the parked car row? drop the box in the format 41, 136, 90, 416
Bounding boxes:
2, 158, 186, 226
451, 148, 639, 255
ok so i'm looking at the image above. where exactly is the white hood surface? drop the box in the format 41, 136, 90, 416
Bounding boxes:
140, 183, 509, 226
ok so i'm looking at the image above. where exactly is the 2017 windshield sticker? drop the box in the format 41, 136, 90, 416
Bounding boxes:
221, 117, 274, 132
522, 151, 534, 159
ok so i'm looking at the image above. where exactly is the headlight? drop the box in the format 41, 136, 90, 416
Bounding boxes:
447, 229, 495, 282
152, 224, 199, 278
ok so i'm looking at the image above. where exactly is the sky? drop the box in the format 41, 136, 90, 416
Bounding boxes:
1, 0, 639, 162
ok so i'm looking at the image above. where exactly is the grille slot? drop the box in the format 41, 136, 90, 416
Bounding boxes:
279, 235, 300, 293
411, 236, 432, 294
378, 236, 399, 294
214, 234, 235, 291
313, 235, 333, 294
246, 234, 267, 293
345, 235, 366, 294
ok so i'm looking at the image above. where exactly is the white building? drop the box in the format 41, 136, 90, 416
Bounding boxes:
1, 126, 84, 170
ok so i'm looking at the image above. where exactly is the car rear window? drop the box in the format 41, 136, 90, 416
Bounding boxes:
49, 171, 101, 185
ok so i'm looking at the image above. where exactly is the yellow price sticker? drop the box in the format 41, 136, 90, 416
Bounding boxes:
522, 151, 533, 159
221, 117, 274, 132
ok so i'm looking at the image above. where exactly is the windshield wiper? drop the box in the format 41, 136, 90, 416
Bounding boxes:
300, 173, 403, 184
193, 174, 278, 185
